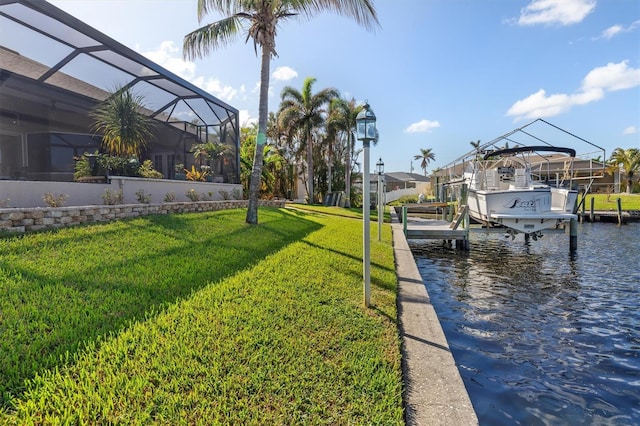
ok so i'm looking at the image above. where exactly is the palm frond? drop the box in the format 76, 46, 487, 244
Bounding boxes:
183, 16, 243, 60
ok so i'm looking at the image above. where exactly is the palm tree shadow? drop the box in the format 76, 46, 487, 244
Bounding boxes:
0, 209, 321, 407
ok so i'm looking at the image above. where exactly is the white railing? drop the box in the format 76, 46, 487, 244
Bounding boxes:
385, 187, 420, 204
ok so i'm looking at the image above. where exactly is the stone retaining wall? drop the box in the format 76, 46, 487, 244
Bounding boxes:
0, 200, 286, 234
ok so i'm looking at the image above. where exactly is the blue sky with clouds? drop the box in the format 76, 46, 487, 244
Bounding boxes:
50, 0, 639, 173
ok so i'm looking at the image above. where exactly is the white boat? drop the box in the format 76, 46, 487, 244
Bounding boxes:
439, 120, 606, 240
463, 146, 578, 236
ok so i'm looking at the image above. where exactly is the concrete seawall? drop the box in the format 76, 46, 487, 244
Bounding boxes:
392, 211, 478, 425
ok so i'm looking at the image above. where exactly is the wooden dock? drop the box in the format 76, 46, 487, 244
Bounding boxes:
405, 218, 468, 240
398, 205, 471, 250
578, 210, 637, 224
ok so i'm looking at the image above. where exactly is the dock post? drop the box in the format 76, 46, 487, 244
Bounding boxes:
403, 206, 407, 236
569, 217, 578, 252
617, 197, 622, 225
464, 206, 470, 251
580, 194, 586, 223
590, 197, 595, 223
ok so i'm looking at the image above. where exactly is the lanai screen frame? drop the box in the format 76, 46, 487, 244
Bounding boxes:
0, 0, 240, 181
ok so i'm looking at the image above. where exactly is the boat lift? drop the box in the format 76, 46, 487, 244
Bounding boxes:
433, 119, 607, 251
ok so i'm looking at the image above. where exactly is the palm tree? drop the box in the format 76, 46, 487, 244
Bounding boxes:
327, 97, 361, 207
470, 139, 482, 160
278, 77, 339, 203
609, 147, 640, 194
325, 98, 350, 194
414, 148, 436, 176
90, 87, 154, 159
183, 0, 378, 223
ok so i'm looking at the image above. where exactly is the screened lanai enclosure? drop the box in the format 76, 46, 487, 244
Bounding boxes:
0, 0, 240, 182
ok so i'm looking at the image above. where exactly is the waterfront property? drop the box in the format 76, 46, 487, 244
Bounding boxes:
1, 0, 239, 183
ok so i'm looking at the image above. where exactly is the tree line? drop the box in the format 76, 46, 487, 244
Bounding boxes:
238, 77, 367, 207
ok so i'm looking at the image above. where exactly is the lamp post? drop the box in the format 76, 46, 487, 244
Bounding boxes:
356, 101, 376, 308
376, 158, 384, 241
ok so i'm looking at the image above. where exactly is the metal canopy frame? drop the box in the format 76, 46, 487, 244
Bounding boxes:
0, 0, 239, 137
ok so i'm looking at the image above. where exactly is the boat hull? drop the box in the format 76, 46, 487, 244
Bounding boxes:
468, 187, 577, 233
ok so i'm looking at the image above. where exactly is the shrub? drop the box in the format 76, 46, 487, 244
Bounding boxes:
164, 192, 176, 203
185, 189, 200, 202
388, 195, 418, 206
42, 192, 68, 207
138, 160, 163, 179
73, 154, 93, 181
232, 189, 243, 200
97, 155, 139, 177
135, 189, 151, 204
185, 165, 208, 182
102, 189, 124, 205
219, 190, 230, 200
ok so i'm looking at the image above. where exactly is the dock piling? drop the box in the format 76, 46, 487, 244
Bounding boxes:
570, 218, 578, 252
402, 206, 407, 236
617, 198, 622, 225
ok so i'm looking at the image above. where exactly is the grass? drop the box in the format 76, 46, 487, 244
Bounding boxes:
579, 193, 640, 210
0, 207, 403, 424
288, 203, 392, 222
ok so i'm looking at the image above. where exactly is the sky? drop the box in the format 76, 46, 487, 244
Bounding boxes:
49, 0, 640, 174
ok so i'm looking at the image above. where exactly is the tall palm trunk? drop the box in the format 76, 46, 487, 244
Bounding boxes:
306, 127, 313, 204
345, 131, 353, 208
328, 135, 335, 194
246, 44, 271, 224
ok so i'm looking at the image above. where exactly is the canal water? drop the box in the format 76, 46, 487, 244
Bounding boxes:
410, 222, 640, 425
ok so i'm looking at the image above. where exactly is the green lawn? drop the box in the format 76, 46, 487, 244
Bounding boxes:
580, 193, 640, 210
287, 203, 392, 222
0, 207, 403, 424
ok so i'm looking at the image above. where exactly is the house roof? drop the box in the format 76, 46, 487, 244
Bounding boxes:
385, 172, 432, 182
0, 0, 238, 131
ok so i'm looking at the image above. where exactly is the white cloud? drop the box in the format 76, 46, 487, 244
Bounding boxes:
272, 66, 298, 81
506, 90, 573, 119
623, 126, 638, 135
191, 76, 238, 102
517, 0, 595, 26
595, 20, 640, 40
507, 60, 640, 121
239, 109, 258, 127
142, 41, 196, 81
141, 41, 239, 102
600, 25, 623, 40
582, 60, 640, 92
405, 120, 440, 133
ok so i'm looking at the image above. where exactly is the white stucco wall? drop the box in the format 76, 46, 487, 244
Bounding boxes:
0, 177, 243, 208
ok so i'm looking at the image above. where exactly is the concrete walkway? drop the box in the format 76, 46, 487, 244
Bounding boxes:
392, 215, 478, 425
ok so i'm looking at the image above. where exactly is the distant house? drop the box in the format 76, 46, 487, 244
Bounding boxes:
385, 172, 431, 191
0, 0, 240, 183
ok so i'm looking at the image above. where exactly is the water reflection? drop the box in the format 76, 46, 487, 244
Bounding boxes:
411, 223, 640, 425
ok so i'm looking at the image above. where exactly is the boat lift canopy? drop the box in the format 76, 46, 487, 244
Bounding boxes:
483, 145, 576, 160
